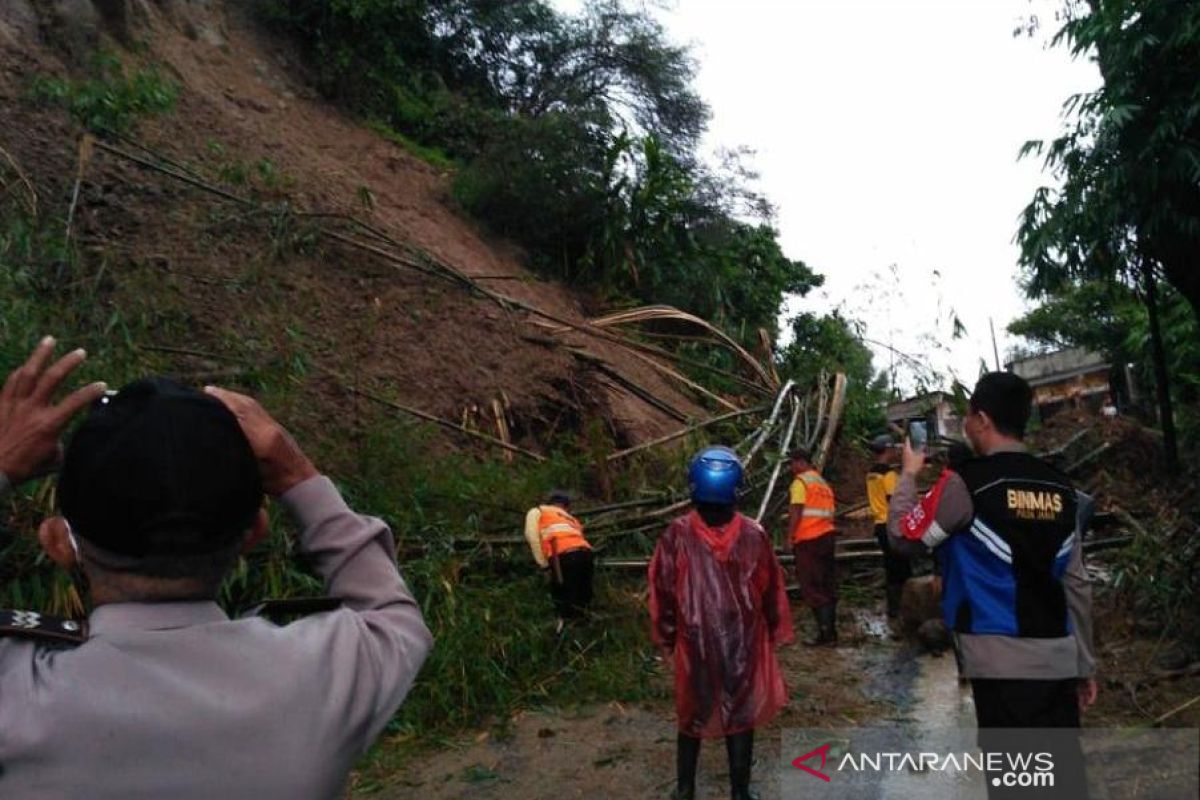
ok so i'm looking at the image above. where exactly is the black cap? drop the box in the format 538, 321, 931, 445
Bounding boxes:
789, 447, 812, 462
59, 378, 263, 559
868, 434, 894, 454
547, 490, 571, 506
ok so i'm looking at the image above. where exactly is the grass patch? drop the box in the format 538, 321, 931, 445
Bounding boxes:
366, 119, 456, 172
29, 50, 176, 134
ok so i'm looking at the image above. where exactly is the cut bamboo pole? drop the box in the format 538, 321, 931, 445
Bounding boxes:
814, 373, 848, 471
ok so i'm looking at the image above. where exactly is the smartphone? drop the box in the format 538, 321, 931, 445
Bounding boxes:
907, 420, 928, 450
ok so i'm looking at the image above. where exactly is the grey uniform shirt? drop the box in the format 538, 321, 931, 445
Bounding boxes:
886, 444, 1096, 681
0, 476, 433, 799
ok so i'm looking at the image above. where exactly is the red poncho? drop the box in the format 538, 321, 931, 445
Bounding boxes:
648, 511, 794, 738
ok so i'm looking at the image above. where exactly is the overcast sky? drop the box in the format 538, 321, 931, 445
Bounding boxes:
557, 0, 1101, 392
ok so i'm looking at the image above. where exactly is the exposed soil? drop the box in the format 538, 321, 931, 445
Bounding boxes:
0, 0, 709, 458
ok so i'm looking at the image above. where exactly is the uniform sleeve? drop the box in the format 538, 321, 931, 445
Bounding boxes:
1065, 516, 1097, 678
523, 507, 548, 568
280, 476, 433, 743
789, 479, 806, 506
887, 471, 974, 557
648, 525, 678, 652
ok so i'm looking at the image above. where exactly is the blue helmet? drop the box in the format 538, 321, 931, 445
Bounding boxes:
688, 445, 743, 505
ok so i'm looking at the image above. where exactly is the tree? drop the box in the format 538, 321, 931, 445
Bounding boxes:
1016, 0, 1200, 471
777, 312, 888, 440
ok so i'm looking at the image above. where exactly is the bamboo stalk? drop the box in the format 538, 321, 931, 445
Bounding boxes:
814, 373, 848, 471
606, 405, 768, 462
754, 397, 803, 522
745, 380, 796, 467
338, 383, 546, 462
572, 350, 690, 422
65, 134, 95, 241
1150, 693, 1200, 727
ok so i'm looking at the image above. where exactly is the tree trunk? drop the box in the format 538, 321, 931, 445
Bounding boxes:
1142, 259, 1181, 474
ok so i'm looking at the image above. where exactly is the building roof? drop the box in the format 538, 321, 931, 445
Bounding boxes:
1006, 346, 1110, 388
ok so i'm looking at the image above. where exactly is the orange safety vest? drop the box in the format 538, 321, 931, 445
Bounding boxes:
791, 469, 836, 542
538, 505, 591, 560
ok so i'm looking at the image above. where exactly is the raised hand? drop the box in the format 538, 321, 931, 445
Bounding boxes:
0, 337, 107, 485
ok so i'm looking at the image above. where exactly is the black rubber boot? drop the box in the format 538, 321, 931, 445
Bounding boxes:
802, 607, 827, 646
674, 733, 700, 800
804, 605, 837, 647
726, 730, 759, 800
823, 602, 839, 645
885, 583, 903, 619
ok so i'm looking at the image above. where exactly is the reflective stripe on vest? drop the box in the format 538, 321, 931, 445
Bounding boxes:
538, 505, 590, 559
793, 470, 836, 542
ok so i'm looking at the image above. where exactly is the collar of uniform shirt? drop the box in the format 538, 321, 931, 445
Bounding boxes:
89, 601, 227, 634
983, 441, 1028, 456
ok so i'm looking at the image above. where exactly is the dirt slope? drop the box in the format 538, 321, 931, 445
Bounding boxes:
0, 0, 707, 454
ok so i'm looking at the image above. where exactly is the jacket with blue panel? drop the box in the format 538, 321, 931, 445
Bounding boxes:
887, 444, 1096, 680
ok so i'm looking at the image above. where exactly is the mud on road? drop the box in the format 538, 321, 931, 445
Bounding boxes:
355, 602, 962, 800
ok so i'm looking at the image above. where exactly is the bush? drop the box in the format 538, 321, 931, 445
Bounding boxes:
30, 51, 177, 135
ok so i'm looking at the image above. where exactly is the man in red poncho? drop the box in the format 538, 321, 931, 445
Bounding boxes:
649, 446, 794, 800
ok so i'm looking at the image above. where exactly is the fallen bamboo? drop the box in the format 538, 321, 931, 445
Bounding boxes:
93, 139, 253, 207
606, 405, 769, 462
1064, 441, 1112, 475
814, 373, 848, 471
754, 397, 803, 522
572, 350, 690, 422
584, 306, 777, 390
1150, 693, 1200, 727
744, 380, 796, 467
339, 383, 546, 462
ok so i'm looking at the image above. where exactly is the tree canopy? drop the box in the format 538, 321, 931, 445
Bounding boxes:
1017, 0, 1200, 319
272, 0, 813, 341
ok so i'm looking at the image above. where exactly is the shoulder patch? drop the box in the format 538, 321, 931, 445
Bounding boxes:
0, 609, 87, 645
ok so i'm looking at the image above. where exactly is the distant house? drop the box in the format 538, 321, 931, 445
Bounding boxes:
886, 391, 963, 441
1006, 347, 1112, 419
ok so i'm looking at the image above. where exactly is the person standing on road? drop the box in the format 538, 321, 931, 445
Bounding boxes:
789, 447, 839, 646
649, 446, 793, 800
866, 434, 911, 619
524, 491, 593, 633
0, 338, 432, 799
889, 372, 1097, 799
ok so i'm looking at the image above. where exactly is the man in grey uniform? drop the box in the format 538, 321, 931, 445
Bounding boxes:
0, 337, 433, 799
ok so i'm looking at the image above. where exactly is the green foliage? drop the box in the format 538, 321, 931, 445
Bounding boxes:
29, 51, 176, 134
1017, 0, 1200, 319
265, 0, 811, 341
777, 311, 888, 441
0, 196, 660, 741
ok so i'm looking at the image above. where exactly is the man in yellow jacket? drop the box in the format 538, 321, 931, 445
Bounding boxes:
524, 492, 593, 633
789, 448, 838, 646
866, 434, 910, 618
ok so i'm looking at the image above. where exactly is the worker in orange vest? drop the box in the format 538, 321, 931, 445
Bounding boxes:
789, 448, 838, 646
523, 491, 593, 633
